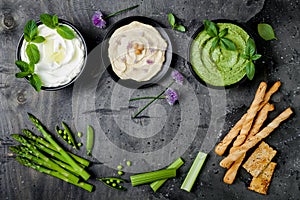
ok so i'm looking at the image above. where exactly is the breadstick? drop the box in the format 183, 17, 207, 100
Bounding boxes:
247, 103, 275, 139
259, 81, 281, 110
215, 81, 280, 156
220, 107, 293, 169
215, 114, 247, 156
233, 82, 267, 147
223, 153, 246, 184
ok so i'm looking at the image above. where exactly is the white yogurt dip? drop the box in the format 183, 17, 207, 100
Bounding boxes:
20, 24, 85, 87
108, 21, 167, 82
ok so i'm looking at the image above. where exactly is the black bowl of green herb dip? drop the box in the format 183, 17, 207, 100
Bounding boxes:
188, 19, 256, 88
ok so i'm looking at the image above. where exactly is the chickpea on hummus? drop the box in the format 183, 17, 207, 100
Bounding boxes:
108, 21, 168, 82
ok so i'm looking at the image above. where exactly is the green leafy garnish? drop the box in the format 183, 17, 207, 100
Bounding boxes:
168, 13, 186, 32
15, 60, 42, 92
56, 25, 75, 39
245, 61, 255, 80
40, 14, 75, 40
24, 20, 38, 42
203, 20, 236, 51
32, 36, 45, 43
241, 38, 262, 80
15, 71, 32, 78
257, 23, 277, 41
29, 74, 43, 92
26, 44, 40, 64
40, 14, 57, 29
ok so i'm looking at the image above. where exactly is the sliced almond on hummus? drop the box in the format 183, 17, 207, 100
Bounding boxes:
248, 162, 277, 195
243, 141, 277, 177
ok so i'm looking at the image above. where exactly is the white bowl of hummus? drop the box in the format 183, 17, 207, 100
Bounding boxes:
189, 19, 255, 88
16, 19, 87, 90
102, 16, 172, 88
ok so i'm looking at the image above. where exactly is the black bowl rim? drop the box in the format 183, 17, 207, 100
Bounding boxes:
101, 16, 173, 89
15, 19, 88, 91
187, 19, 256, 90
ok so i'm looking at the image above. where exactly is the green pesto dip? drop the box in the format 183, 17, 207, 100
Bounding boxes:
190, 23, 250, 87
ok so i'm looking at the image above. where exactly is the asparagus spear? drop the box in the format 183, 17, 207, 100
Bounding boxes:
10, 145, 79, 183
27, 113, 90, 181
22, 129, 90, 167
15, 156, 93, 192
11, 135, 80, 183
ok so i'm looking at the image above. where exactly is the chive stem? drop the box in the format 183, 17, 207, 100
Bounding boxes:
132, 81, 175, 118
104, 5, 139, 19
129, 96, 165, 101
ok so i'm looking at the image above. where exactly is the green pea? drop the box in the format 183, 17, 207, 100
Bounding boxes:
126, 160, 131, 166
117, 165, 123, 170
77, 132, 82, 137
112, 183, 116, 187
118, 171, 123, 175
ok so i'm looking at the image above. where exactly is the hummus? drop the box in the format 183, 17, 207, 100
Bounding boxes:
108, 21, 167, 82
20, 24, 85, 87
190, 23, 250, 87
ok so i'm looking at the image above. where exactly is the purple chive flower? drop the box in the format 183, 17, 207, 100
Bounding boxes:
165, 88, 178, 105
171, 70, 184, 85
92, 11, 106, 28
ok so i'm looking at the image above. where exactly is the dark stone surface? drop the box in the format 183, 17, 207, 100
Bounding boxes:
0, 0, 299, 199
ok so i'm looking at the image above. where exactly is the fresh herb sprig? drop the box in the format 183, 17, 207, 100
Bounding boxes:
40, 14, 75, 40
15, 19, 44, 91
168, 13, 186, 32
241, 38, 262, 80
203, 20, 236, 51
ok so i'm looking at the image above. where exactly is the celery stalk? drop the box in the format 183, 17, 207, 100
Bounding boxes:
130, 168, 176, 187
181, 151, 207, 192
150, 157, 184, 192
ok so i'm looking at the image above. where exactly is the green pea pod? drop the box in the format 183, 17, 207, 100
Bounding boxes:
86, 125, 94, 156
97, 177, 127, 191
62, 122, 78, 149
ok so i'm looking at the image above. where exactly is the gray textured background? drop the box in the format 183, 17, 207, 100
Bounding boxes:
0, 0, 299, 199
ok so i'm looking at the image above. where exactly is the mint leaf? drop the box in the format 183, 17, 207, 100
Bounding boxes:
52, 15, 59, 27
15, 60, 29, 72
24, 20, 38, 41
211, 37, 220, 50
220, 38, 236, 51
56, 25, 75, 39
251, 54, 262, 61
246, 61, 255, 80
28, 62, 35, 73
218, 28, 228, 38
26, 44, 40, 64
258, 23, 277, 41
32, 36, 45, 43
168, 13, 175, 27
174, 24, 186, 32
204, 20, 218, 37
245, 38, 256, 56
29, 74, 42, 92
15, 71, 31, 78
40, 14, 57, 29
24, 33, 31, 42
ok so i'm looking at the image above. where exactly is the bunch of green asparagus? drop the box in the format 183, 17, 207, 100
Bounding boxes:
10, 113, 93, 192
